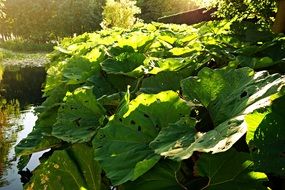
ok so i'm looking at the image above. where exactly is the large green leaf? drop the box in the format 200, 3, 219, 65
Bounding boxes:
182, 67, 285, 125
140, 72, 184, 94
62, 56, 100, 85
100, 53, 146, 77
246, 95, 285, 176
140, 66, 196, 94
116, 32, 155, 53
151, 115, 248, 160
151, 68, 285, 160
24, 144, 104, 190
87, 73, 137, 99
150, 117, 197, 157
147, 58, 194, 75
93, 91, 191, 185
120, 160, 184, 190
195, 149, 268, 190
52, 87, 106, 143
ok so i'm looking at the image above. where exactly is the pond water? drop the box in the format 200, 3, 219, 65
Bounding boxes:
0, 66, 46, 190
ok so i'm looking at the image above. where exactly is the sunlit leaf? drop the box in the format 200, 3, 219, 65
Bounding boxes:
151, 68, 285, 160
93, 91, 191, 185
147, 58, 194, 75
182, 67, 285, 125
62, 56, 100, 85
100, 53, 145, 77
24, 144, 104, 190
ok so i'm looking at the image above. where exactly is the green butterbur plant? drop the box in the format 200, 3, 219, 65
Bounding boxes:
16, 20, 285, 190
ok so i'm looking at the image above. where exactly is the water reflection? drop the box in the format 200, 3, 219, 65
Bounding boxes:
0, 99, 20, 187
0, 66, 46, 108
0, 64, 46, 189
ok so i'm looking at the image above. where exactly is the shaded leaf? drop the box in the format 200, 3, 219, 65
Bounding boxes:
120, 160, 184, 190
52, 87, 106, 143
195, 149, 268, 190
150, 117, 197, 157
140, 72, 184, 94
88, 73, 136, 99
246, 95, 285, 176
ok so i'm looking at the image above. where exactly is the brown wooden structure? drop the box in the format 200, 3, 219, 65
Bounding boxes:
158, 8, 218, 25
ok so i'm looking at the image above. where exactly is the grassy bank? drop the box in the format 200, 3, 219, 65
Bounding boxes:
0, 48, 48, 67
0, 39, 54, 53
0, 38, 55, 67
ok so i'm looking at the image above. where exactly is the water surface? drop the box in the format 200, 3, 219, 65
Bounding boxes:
0, 65, 46, 189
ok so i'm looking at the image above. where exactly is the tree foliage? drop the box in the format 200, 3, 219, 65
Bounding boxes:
101, 0, 141, 29
198, 0, 277, 24
0, 0, 103, 42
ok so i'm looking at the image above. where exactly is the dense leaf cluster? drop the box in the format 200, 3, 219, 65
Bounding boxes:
16, 20, 285, 189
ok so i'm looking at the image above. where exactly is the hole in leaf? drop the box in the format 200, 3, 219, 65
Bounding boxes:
143, 114, 150, 118
251, 147, 258, 152
74, 118, 81, 126
155, 124, 159, 130
138, 126, 142, 132
119, 118, 123, 122
240, 91, 248, 98
194, 107, 214, 132
99, 134, 106, 139
131, 120, 136, 125
225, 141, 231, 147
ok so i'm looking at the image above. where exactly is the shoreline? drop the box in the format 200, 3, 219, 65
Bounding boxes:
0, 48, 49, 67
2, 56, 48, 67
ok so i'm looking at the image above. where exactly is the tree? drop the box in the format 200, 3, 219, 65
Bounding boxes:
101, 0, 141, 29
0, 0, 103, 42
197, 0, 285, 33
272, 0, 285, 33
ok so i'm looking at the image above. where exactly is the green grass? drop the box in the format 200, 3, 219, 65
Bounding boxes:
0, 48, 44, 60
0, 38, 55, 66
0, 48, 48, 66
0, 39, 55, 53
